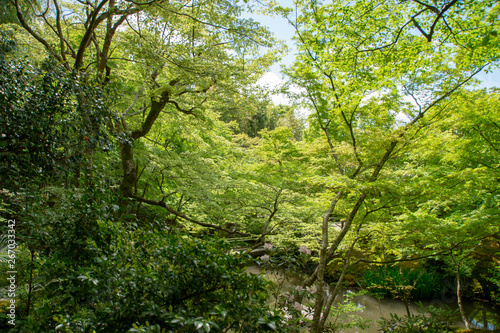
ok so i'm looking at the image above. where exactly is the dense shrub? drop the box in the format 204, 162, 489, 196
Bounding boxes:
0, 47, 112, 189
0, 185, 285, 332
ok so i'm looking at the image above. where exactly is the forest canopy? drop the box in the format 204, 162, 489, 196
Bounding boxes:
0, 0, 499, 332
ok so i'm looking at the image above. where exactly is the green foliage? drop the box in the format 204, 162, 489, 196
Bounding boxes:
0, 0, 19, 25
362, 266, 444, 300
324, 291, 371, 333
254, 244, 316, 331
378, 302, 458, 333
1, 184, 286, 332
3, 0, 500, 332
0, 243, 33, 321
219, 99, 284, 138
488, 265, 500, 303
0, 55, 112, 187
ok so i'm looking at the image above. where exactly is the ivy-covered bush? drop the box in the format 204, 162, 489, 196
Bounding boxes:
0, 43, 112, 189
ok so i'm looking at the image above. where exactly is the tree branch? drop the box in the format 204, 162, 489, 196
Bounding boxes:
132, 195, 251, 236
12, 0, 64, 63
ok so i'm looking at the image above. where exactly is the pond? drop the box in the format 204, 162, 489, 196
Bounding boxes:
337, 289, 499, 332
247, 265, 500, 332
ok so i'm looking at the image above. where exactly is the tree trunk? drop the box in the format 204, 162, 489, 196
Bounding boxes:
453, 254, 470, 330
310, 191, 342, 333
317, 235, 359, 332
119, 140, 137, 197
456, 269, 470, 330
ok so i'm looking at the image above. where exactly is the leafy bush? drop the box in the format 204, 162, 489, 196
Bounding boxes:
255, 243, 317, 332
1, 185, 286, 332
488, 265, 500, 303
323, 291, 371, 333
0, 52, 112, 188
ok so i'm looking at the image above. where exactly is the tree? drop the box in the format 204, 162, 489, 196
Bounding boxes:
10, 0, 279, 232
388, 89, 500, 328
275, 0, 500, 331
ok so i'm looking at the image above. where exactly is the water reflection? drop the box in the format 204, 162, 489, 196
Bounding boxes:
247, 266, 499, 332
466, 302, 499, 331
339, 290, 499, 332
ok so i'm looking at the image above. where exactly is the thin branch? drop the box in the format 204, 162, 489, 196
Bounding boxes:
166, 99, 196, 115
12, 0, 63, 63
164, 8, 265, 46
340, 101, 364, 177
75, 3, 141, 69
419, 65, 486, 116
357, 4, 431, 53
75, 0, 110, 68
53, 0, 67, 62
403, 85, 423, 114
411, 0, 439, 14
472, 126, 500, 155
318, 232, 359, 331
253, 189, 282, 248
132, 195, 251, 236
306, 89, 344, 175
122, 87, 145, 116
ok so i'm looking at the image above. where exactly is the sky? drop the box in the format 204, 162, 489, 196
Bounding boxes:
250, 10, 298, 106
247, 4, 500, 106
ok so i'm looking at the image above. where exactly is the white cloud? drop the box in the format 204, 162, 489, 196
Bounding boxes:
256, 72, 307, 107
256, 72, 290, 105
257, 72, 283, 88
